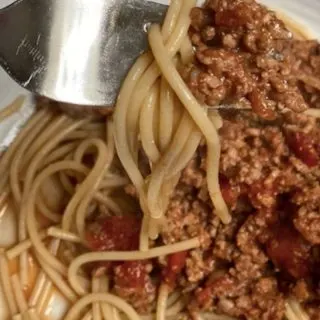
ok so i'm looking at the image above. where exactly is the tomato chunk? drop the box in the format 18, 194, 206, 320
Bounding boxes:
286, 131, 319, 167
162, 251, 188, 287
219, 174, 240, 208
86, 216, 141, 251
266, 224, 311, 279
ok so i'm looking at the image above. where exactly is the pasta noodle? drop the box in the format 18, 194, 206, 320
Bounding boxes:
92, 277, 102, 320
26, 309, 41, 320
68, 238, 200, 295
0, 254, 18, 316
147, 24, 230, 224
304, 108, 320, 118
96, 275, 116, 320
64, 293, 141, 320
11, 274, 28, 313
156, 284, 169, 320
286, 300, 310, 320
28, 239, 60, 309
0, 95, 25, 122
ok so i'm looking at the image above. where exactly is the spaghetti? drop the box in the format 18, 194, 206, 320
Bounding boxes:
0, 0, 319, 319
0, 95, 25, 122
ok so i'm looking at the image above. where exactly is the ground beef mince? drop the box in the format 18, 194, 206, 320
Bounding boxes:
277, 39, 320, 109
113, 260, 156, 313
167, 108, 319, 319
160, 156, 221, 286
192, 109, 320, 317
85, 0, 320, 318
167, 1, 320, 318
183, 0, 320, 119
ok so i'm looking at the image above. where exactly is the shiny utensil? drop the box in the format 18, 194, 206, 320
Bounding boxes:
0, 0, 167, 107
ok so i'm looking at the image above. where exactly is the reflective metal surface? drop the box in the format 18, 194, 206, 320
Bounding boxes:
0, 0, 167, 107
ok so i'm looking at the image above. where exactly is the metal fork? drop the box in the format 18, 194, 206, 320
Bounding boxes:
0, 0, 167, 107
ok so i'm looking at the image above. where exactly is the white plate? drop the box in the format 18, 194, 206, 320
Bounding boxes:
0, 1, 319, 319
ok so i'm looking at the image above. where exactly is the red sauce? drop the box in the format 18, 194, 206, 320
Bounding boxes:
86, 216, 141, 252
162, 251, 188, 287
219, 174, 240, 208
286, 131, 319, 167
266, 223, 311, 279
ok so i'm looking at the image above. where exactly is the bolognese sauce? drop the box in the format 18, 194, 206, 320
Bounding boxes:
178, 0, 320, 318
84, 1, 320, 319
108, 0, 320, 318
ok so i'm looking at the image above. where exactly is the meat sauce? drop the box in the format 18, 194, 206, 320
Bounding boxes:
182, 0, 320, 317
266, 224, 312, 279
84, 0, 320, 318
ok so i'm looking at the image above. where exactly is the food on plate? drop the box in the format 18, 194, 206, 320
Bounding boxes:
0, 0, 319, 319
